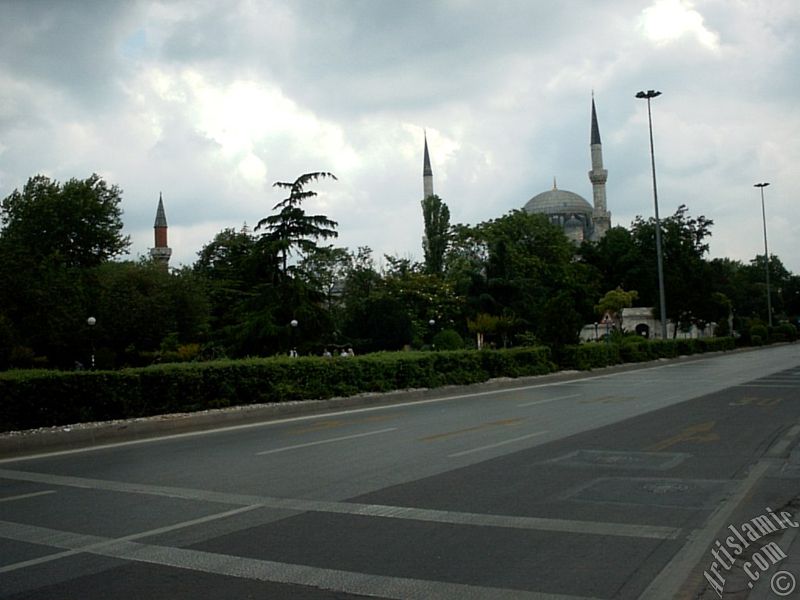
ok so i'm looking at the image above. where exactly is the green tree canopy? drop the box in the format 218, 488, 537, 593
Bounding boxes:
628, 205, 714, 334
1, 173, 130, 268
595, 287, 639, 329
421, 194, 450, 275
256, 172, 339, 273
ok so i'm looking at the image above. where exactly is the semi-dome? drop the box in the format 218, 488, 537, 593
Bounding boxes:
524, 184, 593, 216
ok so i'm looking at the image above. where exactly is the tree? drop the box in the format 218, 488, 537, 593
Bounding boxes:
578, 226, 643, 293
467, 313, 499, 350
595, 287, 639, 330
298, 246, 351, 313
421, 194, 450, 275
0, 174, 130, 367
256, 172, 338, 273
0, 174, 130, 268
630, 205, 714, 335
478, 210, 580, 345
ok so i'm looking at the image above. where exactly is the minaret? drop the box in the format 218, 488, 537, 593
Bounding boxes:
588, 96, 611, 240
149, 193, 172, 270
423, 131, 434, 200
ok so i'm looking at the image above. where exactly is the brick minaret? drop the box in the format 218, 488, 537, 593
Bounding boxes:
149, 193, 172, 270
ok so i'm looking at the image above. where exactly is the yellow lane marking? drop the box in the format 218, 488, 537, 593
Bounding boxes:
729, 397, 782, 407
646, 421, 719, 452
288, 413, 399, 435
579, 395, 635, 404
419, 417, 526, 442
289, 420, 345, 434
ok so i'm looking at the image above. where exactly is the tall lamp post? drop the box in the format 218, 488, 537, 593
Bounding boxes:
754, 182, 773, 327
87, 316, 96, 369
289, 319, 298, 356
636, 89, 668, 340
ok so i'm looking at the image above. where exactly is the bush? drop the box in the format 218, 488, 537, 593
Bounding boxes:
750, 324, 768, 344
771, 323, 798, 343
431, 329, 464, 351
558, 343, 620, 370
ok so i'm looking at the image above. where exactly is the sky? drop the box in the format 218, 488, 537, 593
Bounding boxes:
1, 0, 798, 274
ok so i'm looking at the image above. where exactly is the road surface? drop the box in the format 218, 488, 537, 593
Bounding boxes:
1, 344, 799, 599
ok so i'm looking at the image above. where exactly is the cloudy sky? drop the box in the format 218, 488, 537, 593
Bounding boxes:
1, 0, 798, 273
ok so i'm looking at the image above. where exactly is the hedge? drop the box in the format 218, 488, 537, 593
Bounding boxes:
0, 339, 737, 433
0, 347, 555, 432
558, 336, 735, 371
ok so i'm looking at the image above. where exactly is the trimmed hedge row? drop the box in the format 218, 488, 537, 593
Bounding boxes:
558, 336, 736, 371
0, 347, 555, 432
0, 338, 738, 433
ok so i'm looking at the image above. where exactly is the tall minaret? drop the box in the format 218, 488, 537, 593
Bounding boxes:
423, 131, 434, 200
588, 96, 611, 240
149, 193, 172, 270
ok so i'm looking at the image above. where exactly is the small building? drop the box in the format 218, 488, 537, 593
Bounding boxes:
579, 307, 715, 342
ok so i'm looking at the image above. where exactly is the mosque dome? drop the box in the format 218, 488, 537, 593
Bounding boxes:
523, 183, 593, 217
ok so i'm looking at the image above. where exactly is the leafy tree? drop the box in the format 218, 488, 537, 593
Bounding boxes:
478, 210, 581, 345
343, 293, 413, 352
339, 247, 382, 347
90, 261, 210, 365
578, 226, 643, 293
1, 174, 129, 268
380, 265, 463, 347
256, 172, 338, 273
630, 205, 714, 335
467, 313, 499, 350
421, 194, 450, 275
298, 246, 351, 313
0, 174, 130, 367
596, 287, 639, 330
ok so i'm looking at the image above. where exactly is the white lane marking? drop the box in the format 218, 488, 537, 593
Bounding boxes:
0, 520, 602, 600
448, 431, 548, 458
0, 504, 262, 574
0, 490, 55, 503
0, 468, 679, 539
517, 394, 581, 407
255, 427, 398, 455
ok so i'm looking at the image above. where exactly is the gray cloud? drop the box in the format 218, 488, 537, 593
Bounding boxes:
1, 0, 798, 273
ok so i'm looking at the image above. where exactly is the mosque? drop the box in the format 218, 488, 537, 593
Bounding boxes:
423, 97, 611, 243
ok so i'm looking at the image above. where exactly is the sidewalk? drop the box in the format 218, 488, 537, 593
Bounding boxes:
747, 523, 800, 599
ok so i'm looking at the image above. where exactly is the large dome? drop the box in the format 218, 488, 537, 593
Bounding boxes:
524, 187, 593, 216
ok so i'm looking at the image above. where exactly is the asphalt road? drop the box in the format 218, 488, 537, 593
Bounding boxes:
1, 344, 799, 599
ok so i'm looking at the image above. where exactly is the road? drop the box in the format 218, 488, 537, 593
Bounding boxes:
1, 344, 799, 599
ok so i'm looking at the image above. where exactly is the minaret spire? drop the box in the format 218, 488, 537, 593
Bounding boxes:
423, 131, 434, 199
150, 192, 172, 270
591, 96, 602, 146
588, 96, 610, 240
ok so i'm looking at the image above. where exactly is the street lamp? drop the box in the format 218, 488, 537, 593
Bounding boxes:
289, 319, 298, 357
636, 89, 668, 340
87, 316, 96, 369
754, 182, 773, 327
